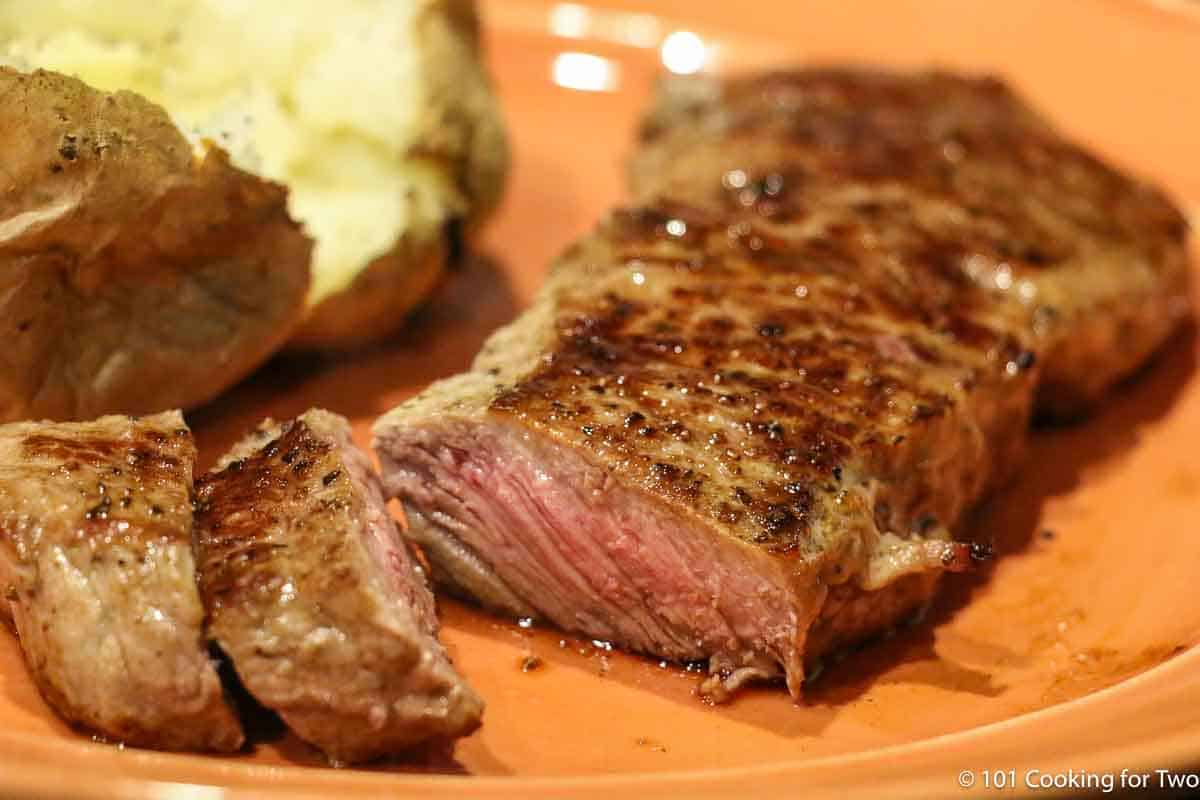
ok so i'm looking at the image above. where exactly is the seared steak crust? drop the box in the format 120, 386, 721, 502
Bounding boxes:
195, 409, 482, 764
375, 69, 1191, 698
632, 68, 1192, 415
0, 411, 242, 751
487, 204, 1036, 555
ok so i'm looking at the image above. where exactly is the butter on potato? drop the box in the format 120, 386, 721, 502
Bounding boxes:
0, 0, 508, 350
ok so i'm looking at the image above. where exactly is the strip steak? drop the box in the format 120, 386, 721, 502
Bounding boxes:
373, 69, 1192, 698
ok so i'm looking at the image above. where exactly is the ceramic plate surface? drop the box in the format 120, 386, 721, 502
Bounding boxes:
1, 1, 1198, 797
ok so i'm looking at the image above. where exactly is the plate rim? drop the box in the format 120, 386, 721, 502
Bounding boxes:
1, 2, 1197, 796
0, 645, 1197, 798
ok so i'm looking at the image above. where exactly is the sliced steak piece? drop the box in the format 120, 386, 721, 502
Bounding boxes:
0, 411, 243, 751
374, 69, 1191, 700
631, 68, 1192, 416
194, 409, 482, 764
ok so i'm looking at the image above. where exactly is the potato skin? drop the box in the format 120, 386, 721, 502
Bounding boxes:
290, 0, 509, 350
288, 226, 450, 351
0, 67, 312, 422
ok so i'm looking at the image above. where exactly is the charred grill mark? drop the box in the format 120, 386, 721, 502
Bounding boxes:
14, 422, 196, 548
737, 481, 816, 554
194, 420, 337, 611
23, 432, 186, 484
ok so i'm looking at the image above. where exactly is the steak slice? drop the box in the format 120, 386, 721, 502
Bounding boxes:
374, 70, 1192, 700
194, 409, 482, 764
0, 411, 243, 751
375, 200, 1034, 699
631, 68, 1192, 416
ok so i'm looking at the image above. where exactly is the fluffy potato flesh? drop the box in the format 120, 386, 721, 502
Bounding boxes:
0, 0, 509, 347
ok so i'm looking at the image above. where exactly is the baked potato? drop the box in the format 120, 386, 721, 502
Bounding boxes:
0, 66, 312, 422
0, 0, 507, 366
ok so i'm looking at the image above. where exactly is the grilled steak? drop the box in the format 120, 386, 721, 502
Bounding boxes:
373, 69, 1192, 699
631, 69, 1192, 416
0, 411, 243, 751
194, 409, 482, 764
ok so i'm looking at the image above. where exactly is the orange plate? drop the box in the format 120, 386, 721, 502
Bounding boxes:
2, 1, 1200, 797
